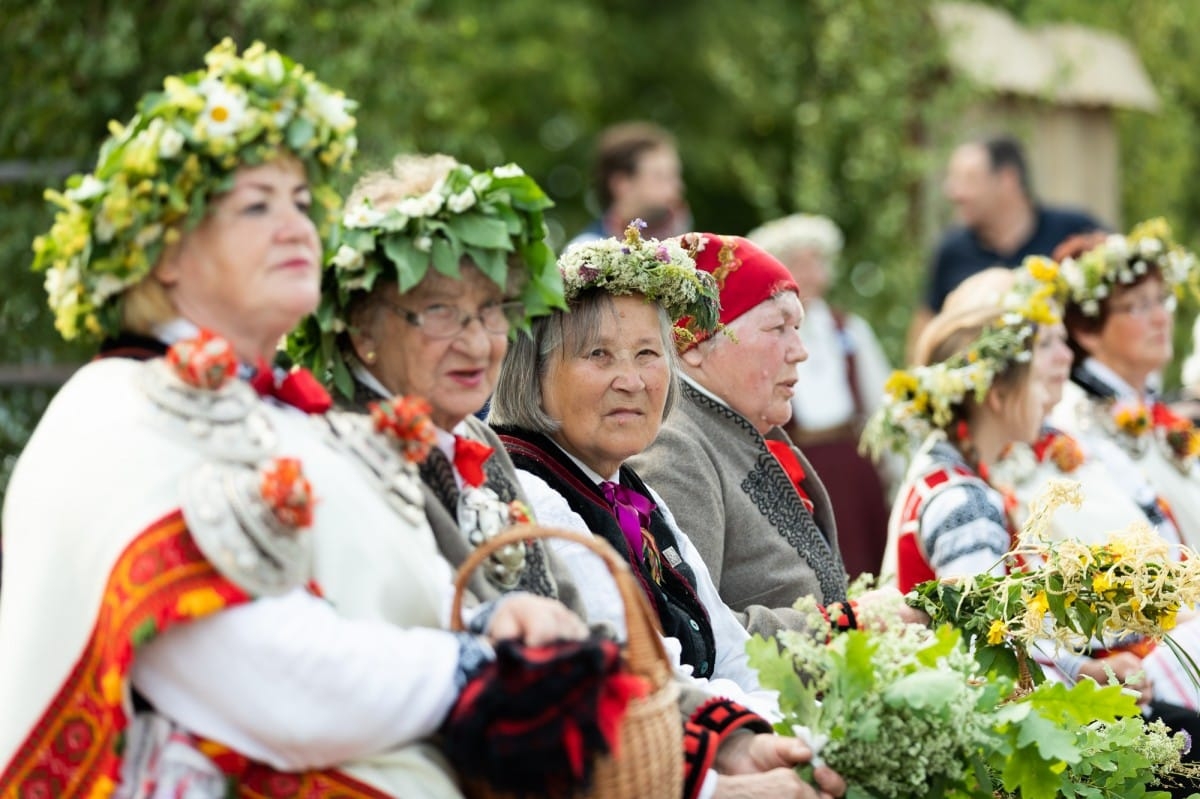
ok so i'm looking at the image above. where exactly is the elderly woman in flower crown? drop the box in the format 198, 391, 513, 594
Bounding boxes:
628, 234, 923, 639
0, 41, 586, 799
295, 173, 845, 799
1048, 220, 1200, 549
489, 225, 849, 799
288, 153, 579, 608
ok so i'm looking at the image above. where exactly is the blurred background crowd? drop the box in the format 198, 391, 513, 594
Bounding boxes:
5, 0, 1200, 510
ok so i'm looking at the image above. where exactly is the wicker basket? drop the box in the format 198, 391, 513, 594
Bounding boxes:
450, 524, 683, 799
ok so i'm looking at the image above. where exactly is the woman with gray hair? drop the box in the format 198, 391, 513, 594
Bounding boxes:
490, 224, 775, 705
489, 225, 850, 799
744, 214, 894, 580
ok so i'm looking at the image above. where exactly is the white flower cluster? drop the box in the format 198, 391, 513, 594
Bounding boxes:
774, 617, 995, 796
1059, 220, 1198, 316
33, 38, 358, 342
557, 222, 719, 330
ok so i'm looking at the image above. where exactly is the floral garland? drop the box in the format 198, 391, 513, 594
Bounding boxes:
287, 159, 562, 397
31, 38, 357, 343
558, 220, 721, 349
1104, 398, 1200, 474
861, 256, 1065, 460
1060, 217, 1200, 315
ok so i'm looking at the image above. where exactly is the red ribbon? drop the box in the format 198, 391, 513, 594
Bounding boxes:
454, 436, 494, 488
1152, 401, 1187, 429
249, 360, 332, 414
765, 439, 815, 513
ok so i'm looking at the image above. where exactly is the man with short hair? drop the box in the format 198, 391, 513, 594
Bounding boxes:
907, 134, 1102, 359
566, 121, 690, 249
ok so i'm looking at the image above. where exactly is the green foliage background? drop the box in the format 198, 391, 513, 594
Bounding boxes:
3, 0, 1200, 501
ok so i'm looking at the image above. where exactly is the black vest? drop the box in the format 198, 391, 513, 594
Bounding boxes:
495, 425, 717, 678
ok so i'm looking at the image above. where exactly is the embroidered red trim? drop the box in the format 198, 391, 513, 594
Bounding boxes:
0, 510, 386, 798
895, 465, 975, 592
198, 739, 394, 798
1, 511, 250, 797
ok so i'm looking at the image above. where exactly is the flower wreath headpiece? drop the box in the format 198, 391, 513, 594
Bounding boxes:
861, 256, 1066, 459
1059, 218, 1199, 316
32, 38, 358, 343
286, 158, 563, 397
558, 220, 721, 349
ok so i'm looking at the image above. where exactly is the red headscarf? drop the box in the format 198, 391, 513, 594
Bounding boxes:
677, 233, 797, 349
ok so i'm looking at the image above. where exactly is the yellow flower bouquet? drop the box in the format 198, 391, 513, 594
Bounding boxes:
908, 481, 1200, 685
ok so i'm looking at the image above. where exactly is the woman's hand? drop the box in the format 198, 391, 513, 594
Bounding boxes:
713, 768, 845, 799
484, 594, 589, 647
714, 732, 845, 797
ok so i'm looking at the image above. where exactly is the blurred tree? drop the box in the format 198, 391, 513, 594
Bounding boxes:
3, 0, 1199, 509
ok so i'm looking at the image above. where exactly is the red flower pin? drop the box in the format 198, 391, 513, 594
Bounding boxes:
370, 395, 438, 464
166, 329, 237, 390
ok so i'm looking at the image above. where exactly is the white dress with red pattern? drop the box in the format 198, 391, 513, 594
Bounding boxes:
882, 434, 1010, 592
0, 352, 469, 798
1051, 358, 1200, 550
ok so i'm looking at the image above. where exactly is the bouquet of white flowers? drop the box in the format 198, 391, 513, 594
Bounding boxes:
748, 598, 1195, 799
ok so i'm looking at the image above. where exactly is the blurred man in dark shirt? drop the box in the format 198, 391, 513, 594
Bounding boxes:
566, 121, 690, 250
907, 135, 1102, 359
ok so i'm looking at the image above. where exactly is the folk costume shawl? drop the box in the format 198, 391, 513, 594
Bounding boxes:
629, 380, 848, 640
0, 355, 466, 798
495, 425, 719, 680
990, 425, 1178, 548
1052, 358, 1200, 550
347, 369, 574, 606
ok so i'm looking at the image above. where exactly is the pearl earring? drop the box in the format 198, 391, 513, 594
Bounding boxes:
364, 351, 377, 364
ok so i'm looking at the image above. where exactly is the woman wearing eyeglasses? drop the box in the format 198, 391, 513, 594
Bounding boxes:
289, 153, 579, 606
1049, 220, 1200, 547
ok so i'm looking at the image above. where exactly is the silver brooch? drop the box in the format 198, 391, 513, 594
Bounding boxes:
180, 459, 313, 597
459, 487, 527, 590
314, 410, 427, 527
139, 358, 277, 463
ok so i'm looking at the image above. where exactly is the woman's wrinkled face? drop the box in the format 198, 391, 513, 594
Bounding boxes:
157, 157, 320, 357
1031, 321, 1073, 413
358, 265, 508, 431
685, 292, 807, 434
541, 294, 671, 477
1080, 276, 1175, 386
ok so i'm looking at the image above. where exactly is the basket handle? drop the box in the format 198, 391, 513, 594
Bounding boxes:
450, 524, 673, 685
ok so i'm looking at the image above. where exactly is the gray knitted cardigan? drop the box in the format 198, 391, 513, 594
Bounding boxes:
629, 381, 848, 639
